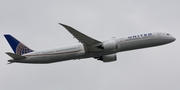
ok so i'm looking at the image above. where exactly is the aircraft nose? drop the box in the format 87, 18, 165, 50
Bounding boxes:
171, 36, 176, 42
168, 36, 176, 43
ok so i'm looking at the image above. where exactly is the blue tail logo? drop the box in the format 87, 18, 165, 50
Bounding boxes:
4, 34, 33, 55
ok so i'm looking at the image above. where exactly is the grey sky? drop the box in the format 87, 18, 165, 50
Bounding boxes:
0, 0, 180, 90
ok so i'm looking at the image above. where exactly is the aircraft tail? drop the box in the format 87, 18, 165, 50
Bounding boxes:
6, 52, 26, 59
4, 34, 33, 55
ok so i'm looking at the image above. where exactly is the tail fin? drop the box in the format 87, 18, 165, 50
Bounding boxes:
4, 34, 33, 55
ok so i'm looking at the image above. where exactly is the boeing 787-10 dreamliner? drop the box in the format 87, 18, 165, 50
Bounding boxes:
4, 23, 176, 64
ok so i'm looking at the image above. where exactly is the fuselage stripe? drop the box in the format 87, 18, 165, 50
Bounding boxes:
24, 50, 83, 57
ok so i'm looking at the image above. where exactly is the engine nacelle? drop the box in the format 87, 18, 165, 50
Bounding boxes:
101, 40, 117, 50
98, 54, 117, 62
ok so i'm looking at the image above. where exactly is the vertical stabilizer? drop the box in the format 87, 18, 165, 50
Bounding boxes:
4, 34, 33, 55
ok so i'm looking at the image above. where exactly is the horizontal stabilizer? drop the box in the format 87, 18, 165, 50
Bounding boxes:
6, 52, 26, 60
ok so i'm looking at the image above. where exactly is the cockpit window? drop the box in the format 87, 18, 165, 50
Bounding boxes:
167, 33, 170, 35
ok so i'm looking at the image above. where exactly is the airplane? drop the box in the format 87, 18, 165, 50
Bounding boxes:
4, 23, 176, 64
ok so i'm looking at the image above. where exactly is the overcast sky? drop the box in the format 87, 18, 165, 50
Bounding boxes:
0, 0, 180, 90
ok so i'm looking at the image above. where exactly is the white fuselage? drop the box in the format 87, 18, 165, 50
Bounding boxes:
13, 32, 175, 63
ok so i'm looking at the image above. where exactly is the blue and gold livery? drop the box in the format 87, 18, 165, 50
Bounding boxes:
4, 34, 33, 55
3, 24, 176, 64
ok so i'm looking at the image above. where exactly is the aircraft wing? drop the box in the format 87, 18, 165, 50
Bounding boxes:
59, 23, 101, 45
59, 23, 102, 52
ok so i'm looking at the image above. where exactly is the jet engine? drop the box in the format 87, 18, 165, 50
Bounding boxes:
96, 54, 117, 62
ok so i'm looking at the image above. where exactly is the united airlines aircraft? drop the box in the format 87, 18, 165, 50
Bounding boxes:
4, 23, 176, 64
